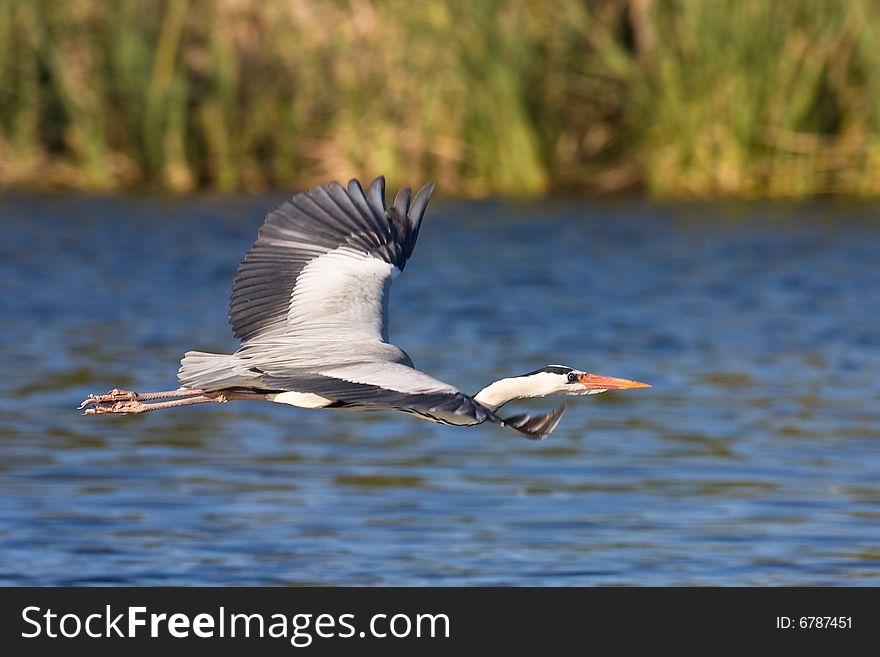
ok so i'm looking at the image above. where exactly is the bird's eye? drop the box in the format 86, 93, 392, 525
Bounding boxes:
567, 372, 578, 383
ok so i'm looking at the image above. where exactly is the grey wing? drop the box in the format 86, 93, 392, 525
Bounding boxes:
179, 176, 434, 391
229, 176, 434, 346
262, 361, 494, 427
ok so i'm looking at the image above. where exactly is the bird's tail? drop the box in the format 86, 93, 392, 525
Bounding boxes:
501, 404, 566, 440
177, 351, 260, 391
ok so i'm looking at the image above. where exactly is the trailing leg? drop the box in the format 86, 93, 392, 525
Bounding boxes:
79, 388, 271, 415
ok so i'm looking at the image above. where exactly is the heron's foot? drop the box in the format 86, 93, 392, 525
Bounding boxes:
78, 388, 140, 410
79, 387, 257, 415
82, 399, 150, 415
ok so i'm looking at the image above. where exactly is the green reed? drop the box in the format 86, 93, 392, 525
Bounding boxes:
1, 0, 878, 197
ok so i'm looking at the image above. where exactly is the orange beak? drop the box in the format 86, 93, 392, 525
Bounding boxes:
577, 373, 651, 391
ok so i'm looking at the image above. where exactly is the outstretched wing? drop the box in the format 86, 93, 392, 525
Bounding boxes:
229, 176, 434, 344
262, 360, 494, 427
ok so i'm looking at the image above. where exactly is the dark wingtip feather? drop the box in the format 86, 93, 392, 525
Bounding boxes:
409, 181, 435, 232
347, 178, 365, 197
347, 177, 382, 223
502, 404, 566, 440
368, 176, 386, 216
393, 187, 412, 217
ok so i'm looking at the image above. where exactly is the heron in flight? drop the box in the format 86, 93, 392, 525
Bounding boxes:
80, 177, 649, 439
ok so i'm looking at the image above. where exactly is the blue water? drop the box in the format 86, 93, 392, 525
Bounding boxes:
1, 194, 878, 585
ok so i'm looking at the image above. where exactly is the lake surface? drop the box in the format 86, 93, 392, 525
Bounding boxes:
1, 193, 878, 586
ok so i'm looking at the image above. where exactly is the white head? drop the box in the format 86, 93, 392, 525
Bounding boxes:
518, 365, 650, 396
473, 364, 650, 411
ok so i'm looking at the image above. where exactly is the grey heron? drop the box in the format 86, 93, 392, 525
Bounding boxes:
79, 177, 649, 439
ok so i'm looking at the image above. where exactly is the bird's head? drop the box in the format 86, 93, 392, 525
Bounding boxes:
523, 365, 651, 396
473, 364, 650, 411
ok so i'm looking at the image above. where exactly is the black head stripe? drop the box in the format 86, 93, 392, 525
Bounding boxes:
522, 365, 573, 377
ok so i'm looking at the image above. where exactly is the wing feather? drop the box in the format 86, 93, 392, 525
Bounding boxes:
502, 405, 566, 440
347, 179, 381, 223
228, 176, 432, 344
367, 177, 386, 218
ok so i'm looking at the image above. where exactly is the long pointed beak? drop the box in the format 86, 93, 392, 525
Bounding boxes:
577, 373, 651, 391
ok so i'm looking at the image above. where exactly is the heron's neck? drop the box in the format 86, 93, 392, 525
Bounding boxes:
473, 373, 559, 411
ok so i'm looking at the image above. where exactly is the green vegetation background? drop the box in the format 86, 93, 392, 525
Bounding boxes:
2, 0, 879, 198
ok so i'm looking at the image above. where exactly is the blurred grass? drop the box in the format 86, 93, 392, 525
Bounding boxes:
1, 0, 880, 198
